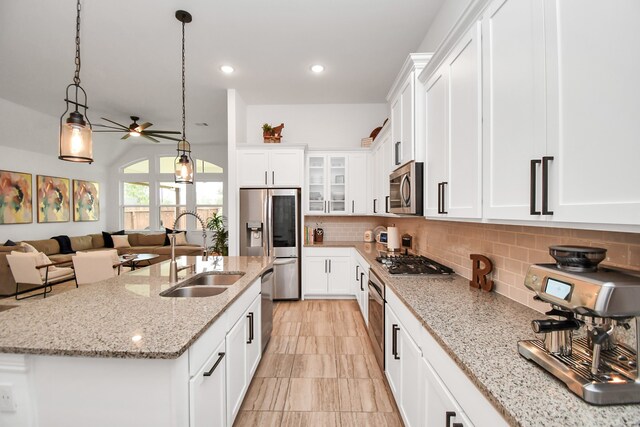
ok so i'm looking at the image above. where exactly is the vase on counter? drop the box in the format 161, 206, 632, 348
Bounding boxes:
314, 228, 324, 243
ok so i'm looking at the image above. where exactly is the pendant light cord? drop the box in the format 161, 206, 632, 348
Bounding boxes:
74, 0, 82, 86
181, 19, 186, 141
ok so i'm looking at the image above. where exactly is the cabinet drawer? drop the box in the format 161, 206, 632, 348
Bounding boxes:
303, 247, 351, 257
189, 312, 228, 377
386, 286, 424, 346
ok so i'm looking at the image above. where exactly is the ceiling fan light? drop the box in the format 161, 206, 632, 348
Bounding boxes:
129, 131, 141, 137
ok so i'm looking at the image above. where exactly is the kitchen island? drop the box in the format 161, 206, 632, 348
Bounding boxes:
309, 241, 640, 427
0, 255, 273, 427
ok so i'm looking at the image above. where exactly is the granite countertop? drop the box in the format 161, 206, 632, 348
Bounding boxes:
307, 241, 640, 427
0, 256, 273, 359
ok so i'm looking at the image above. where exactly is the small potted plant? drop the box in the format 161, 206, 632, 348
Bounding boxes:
262, 122, 284, 143
206, 211, 228, 256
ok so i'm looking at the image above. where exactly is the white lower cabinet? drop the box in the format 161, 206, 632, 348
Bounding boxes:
303, 248, 351, 297
385, 302, 422, 427
190, 339, 226, 427
353, 255, 369, 325
386, 287, 507, 427
226, 292, 262, 425
422, 356, 471, 427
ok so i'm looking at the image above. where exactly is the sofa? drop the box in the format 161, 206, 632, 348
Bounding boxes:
0, 232, 203, 297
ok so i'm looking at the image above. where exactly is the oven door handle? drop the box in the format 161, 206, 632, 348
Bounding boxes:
368, 282, 384, 305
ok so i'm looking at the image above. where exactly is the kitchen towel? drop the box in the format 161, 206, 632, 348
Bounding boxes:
387, 226, 400, 251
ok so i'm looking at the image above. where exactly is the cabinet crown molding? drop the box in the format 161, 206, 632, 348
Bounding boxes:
386, 53, 433, 101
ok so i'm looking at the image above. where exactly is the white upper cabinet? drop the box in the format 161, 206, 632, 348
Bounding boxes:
544, 0, 640, 225
482, 0, 546, 221
346, 153, 369, 215
387, 54, 432, 166
424, 23, 482, 219
237, 148, 304, 187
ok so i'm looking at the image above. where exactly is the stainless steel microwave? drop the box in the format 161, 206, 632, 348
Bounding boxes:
389, 161, 423, 215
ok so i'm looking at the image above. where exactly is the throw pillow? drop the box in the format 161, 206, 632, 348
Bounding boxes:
4, 239, 16, 246
174, 232, 189, 246
165, 228, 187, 246
111, 235, 131, 249
102, 230, 125, 248
19, 242, 38, 253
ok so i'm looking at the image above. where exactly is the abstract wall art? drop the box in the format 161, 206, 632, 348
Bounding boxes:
36, 175, 70, 223
0, 170, 32, 224
73, 179, 100, 221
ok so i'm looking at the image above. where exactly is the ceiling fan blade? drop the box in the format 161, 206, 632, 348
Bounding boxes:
93, 130, 128, 133
137, 122, 152, 131
121, 133, 131, 140
152, 134, 182, 142
142, 134, 160, 143
101, 117, 128, 129
144, 130, 181, 134
93, 123, 123, 129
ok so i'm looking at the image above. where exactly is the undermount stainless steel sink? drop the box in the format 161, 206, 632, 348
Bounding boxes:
187, 273, 245, 287
162, 286, 227, 298
160, 272, 245, 298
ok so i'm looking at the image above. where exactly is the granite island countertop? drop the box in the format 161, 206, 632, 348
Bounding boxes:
307, 241, 640, 427
0, 256, 273, 359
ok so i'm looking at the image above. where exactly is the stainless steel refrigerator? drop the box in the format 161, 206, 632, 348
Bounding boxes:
239, 188, 301, 300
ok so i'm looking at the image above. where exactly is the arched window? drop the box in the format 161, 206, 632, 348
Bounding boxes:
119, 157, 223, 231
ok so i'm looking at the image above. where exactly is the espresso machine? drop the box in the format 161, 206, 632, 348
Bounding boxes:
518, 246, 640, 405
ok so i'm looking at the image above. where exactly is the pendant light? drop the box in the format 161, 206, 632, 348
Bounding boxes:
59, 0, 93, 163
175, 10, 194, 184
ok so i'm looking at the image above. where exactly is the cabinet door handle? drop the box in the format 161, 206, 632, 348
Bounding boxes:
395, 141, 401, 165
441, 182, 448, 214
352, 200, 355, 213
373, 198, 378, 214
446, 411, 456, 427
542, 156, 554, 215
355, 265, 360, 281
452, 424, 463, 427
246, 312, 254, 344
360, 272, 364, 291
530, 159, 541, 215
203, 352, 225, 377
328, 259, 331, 273
272, 171, 275, 185
325, 259, 327, 273
385, 195, 390, 213
437, 183, 442, 214
265, 171, 268, 186
392, 324, 400, 360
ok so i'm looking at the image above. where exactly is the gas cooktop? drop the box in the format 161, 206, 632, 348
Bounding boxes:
376, 253, 454, 275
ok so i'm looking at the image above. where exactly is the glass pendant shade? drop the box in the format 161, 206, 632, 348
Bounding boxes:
175, 140, 194, 183
59, 111, 93, 163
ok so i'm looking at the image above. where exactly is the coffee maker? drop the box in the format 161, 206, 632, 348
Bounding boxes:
518, 246, 640, 405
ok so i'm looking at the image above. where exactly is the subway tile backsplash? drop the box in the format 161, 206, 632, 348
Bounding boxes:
305, 216, 384, 242
384, 218, 640, 312
306, 215, 640, 313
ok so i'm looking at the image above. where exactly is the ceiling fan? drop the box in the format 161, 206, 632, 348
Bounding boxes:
93, 116, 181, 143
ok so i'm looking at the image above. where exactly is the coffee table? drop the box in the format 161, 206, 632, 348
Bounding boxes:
121, 253, 159, 270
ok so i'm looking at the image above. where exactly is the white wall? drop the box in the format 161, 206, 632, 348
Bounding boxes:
244, 104, 388, 149
417, 0, 474, 52
227, 89, 246, 256
0, 99, 108, 242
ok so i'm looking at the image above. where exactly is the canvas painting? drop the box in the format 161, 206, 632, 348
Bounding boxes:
37, 175, 70, 223
73, 179, 100, 221
0, 170, 32, 224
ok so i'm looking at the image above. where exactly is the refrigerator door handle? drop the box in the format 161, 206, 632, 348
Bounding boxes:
274, 258, 297, 266
266, 191, 273, 256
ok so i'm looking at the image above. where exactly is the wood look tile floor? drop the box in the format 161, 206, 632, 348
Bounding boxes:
235, 299, 403, 427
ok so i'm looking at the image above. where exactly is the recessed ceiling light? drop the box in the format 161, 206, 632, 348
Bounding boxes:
310, 64, 325, 73
220, 65, 234, 74
195, 122, 209, 127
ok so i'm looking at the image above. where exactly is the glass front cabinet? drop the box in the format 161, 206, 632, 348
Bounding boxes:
306, 154, 347, 215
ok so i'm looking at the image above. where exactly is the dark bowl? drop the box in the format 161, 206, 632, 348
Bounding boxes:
549, 245, 607, 272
